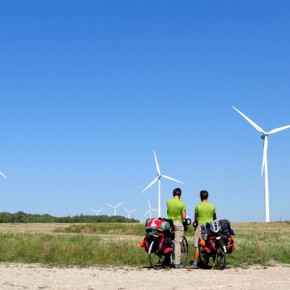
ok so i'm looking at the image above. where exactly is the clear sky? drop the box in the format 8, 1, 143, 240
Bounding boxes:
1, 1, 290, 222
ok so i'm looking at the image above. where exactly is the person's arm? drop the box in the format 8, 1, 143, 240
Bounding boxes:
194, 212, 198, 224
193, 212, 198, 230
182, 209, 186, 220
213, 207, 217, 220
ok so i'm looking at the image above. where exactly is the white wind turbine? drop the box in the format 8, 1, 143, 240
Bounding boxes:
106, 202, 124, 216
233, 106, 290, 222
123, 207, 136, 219
142, 150, 183, 218
143, 200, 157, 219
90, 208, 103, 216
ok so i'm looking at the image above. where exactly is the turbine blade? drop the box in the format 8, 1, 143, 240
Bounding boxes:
0, 171, 7, 179
268, 124, 290, 135
232, 106, 266, 134
162, 175, 184, 184
90, 208, 97, 213
115, 202, 124, 208
142, 176, 159, 193
144, 209, 150, 216
153, 151, 161, 174
106, 203, 113, 208
124, 207, 128, 212
147, 200, 151, 208
261, 136, 268, 176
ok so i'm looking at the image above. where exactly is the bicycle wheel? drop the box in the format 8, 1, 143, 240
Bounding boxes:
148, 240, 165, 270
180, 236, 188, 266
214, 247, 226, 270
198, 245, 209, 268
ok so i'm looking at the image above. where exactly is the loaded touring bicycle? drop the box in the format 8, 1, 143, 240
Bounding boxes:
198, 219, 235, 270
140, 217, 191, 269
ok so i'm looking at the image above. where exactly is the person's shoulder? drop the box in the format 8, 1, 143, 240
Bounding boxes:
207, 202, 216, 210
180, 199, 186, 205
166, 198, 175, 203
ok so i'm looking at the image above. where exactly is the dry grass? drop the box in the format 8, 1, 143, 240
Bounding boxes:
0, 223, 75, 234
0, 223, 142, 242
1, 221, 289, 236
232, 222, 290, 233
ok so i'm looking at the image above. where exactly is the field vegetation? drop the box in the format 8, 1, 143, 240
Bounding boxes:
0, 211, 139, 223
0, 222, 289, 268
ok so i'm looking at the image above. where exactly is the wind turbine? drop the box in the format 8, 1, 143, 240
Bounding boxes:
106, 202, 124, 216
90, 208, 103, 216
232, 106, 290, 222
144, 200, 157, 219
142, 150, 184, 218
123, 207, 136, 219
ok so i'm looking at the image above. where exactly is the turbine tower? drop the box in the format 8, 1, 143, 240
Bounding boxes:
233, 106, 290, 222
123, 207, 136, 219
106, 202, 124, 216
142, 150, 183, 218
144, 200, 157, 219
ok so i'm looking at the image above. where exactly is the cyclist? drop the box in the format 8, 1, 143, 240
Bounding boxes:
187, 190, 216, 269
166, 187, 186, 269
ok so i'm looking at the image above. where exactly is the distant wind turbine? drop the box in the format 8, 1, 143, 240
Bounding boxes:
144, 200, 157, 219
232, 106, 290, 222
106, 202, 124, 216
90, 208, 103, 216
142, 150, 183, 218
123, 207, 136, 219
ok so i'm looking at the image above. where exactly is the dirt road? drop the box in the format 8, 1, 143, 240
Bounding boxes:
0, 263, 289, 290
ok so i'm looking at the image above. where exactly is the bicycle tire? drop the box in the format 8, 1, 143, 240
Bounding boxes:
180, 236, 189, 266
198, 245, 208, 268
148, 240, 166, 270
214, 247, 226, 270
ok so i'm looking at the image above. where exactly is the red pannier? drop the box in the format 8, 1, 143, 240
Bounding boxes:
139, 218, 174, 254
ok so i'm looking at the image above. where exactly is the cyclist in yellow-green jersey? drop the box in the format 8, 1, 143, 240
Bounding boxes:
166, 188, 186, 269
187, 190, 216, 269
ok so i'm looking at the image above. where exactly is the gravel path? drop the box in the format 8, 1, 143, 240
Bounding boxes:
0, 263, 289, 290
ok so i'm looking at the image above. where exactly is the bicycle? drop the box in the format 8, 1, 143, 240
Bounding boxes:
199, 237, 226, 270
147, 219, 191, 270
198, 220, 235, 270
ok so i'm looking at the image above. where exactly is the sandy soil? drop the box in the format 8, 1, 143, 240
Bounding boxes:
0, 263, 289, 290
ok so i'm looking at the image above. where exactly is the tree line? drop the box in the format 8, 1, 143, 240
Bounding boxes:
0, 211, 140, 223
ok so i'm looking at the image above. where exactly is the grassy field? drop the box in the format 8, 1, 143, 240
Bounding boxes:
0, 222, 289, 268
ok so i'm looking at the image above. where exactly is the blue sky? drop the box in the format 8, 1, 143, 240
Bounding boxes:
0, 1, 290, 222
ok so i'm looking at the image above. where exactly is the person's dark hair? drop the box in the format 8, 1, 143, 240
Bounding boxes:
173, 187, 182, 196
200, 190, 208, 201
